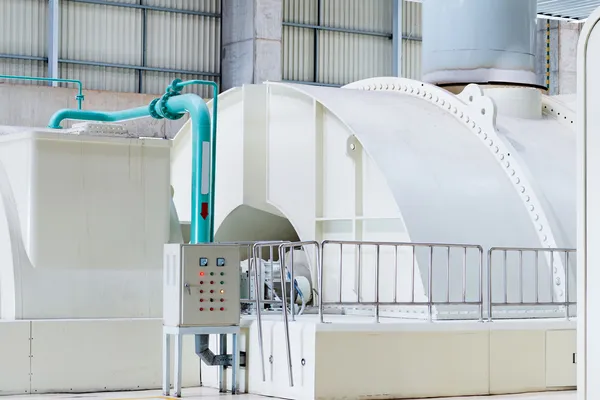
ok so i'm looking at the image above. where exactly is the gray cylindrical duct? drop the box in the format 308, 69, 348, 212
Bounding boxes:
422, 0, 538, 86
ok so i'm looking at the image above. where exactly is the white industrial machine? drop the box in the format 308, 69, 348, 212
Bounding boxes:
0, 0, 587, 398
162, 243, 242, 398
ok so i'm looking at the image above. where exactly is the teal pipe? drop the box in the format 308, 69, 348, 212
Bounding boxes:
168, 79, 218, 242
47, 106, 149, 129
46, 89, 213, 244
0, 74, 84, 109
150, 94, 212, 244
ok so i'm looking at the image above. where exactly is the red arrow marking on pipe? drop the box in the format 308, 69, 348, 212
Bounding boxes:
201, 202, 209, 220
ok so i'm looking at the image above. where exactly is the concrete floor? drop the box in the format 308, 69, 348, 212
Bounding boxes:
0, 388, 577, 400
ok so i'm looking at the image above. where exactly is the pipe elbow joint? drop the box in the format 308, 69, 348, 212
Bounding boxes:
47, 110, 70, 129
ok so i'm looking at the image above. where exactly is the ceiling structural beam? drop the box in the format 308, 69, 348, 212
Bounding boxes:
48, 0, 60, 85
282, 22, 392, 39
67, 0, 220, 18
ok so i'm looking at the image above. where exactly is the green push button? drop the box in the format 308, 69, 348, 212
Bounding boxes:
220, 272, 225, 276
220, 281, 225, 285
210, 272, 214, 276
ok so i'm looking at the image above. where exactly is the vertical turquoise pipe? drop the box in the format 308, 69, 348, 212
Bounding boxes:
47, 81, 216, 244
0, 74, 84, 109
152, 93, 212, 244
167, 80, 218, 242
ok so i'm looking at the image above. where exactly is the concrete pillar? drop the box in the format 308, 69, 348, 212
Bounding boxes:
221, 0, 283, 91
557, 21, 582, 94
535, 19, 581, 95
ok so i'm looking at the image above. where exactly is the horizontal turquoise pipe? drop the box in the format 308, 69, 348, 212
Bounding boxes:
47, 93, 212, 243
170, 80, 218, 242
47, 106, 149, 128
0, 74, 84, 109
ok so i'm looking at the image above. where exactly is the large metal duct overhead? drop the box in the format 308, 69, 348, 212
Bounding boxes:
422, 0, 538, 87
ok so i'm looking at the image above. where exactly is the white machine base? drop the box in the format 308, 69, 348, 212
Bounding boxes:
0, 317, 575, 399
162, 325, 241, 398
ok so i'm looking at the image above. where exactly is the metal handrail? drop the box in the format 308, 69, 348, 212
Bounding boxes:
319, 240, 485, 322
251, 241, 290, 383
487, 246, 576, 321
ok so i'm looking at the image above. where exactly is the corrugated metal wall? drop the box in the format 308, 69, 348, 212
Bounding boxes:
0, 0, 221, 97
282, 0, 423, 86
283, 0, 393, 86
0, 0, 47, 81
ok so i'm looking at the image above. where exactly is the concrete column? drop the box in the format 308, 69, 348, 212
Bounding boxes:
535, 19, 582, 95
557, 21, 582, 94
221, 0, 283, 91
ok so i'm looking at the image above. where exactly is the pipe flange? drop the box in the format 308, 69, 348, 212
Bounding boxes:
159, 91, 185, 120
148, 98, 163, 120
167, 78, 183, 95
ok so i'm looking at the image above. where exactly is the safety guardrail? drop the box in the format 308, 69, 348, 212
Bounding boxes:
319, 240, 484, 322
216, 240, 577, 389
487, 247, 576, 321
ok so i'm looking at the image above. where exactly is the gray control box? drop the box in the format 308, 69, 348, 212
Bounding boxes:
163, 243, 241, 327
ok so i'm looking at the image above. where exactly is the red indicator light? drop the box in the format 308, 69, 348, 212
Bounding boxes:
220, 298, 225, 302
200, 290, 204, 294
210, 290, 214, 293
199, 271, 205, 276
199, 307, 204, 311
210, 307, 214, 311
220, 307, 224, 311
200, 281, 204, 284
210, 281, 214, 285
200, 299, 204, 302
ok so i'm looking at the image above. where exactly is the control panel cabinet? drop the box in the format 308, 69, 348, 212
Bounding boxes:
163, 244, 241, 327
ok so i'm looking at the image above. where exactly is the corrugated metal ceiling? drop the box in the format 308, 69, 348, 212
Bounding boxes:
537, 0, 600, 21
409, 0, 600, 21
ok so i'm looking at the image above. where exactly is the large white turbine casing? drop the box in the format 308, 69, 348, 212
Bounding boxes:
171, 78, 575, 319
422, 0, 538, 86
0, 126, 172, 319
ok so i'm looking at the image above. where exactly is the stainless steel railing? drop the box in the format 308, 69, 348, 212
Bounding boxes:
487, 247, 576, 321
213, 240, 576, 390
319, 240, 484, 322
